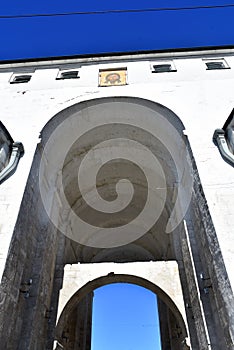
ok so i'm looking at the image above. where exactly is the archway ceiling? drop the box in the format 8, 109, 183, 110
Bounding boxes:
61, 119, 178, 263
40, 97, 187, 264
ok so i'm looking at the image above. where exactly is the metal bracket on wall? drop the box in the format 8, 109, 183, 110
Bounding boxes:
0, 120, 24, 185
0, 142, 24, 184
213, 128, 234, 167
213, 109, 234, 167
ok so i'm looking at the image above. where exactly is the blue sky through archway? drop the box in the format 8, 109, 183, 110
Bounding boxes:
91, 283, 161, 350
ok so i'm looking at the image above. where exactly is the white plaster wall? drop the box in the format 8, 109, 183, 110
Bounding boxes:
58, 261, 186, 325
0, 53, 233, 288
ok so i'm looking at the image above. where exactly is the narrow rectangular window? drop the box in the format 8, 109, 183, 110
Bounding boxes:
204, 59, 230, 70
10, 74, 32, 84
151, 61, 177, 73
206, 62, 225, 70
56, 70, 80, 80
153, 64, 172, 73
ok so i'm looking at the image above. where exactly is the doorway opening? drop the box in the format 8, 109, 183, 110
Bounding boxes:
91, 283, 162, 350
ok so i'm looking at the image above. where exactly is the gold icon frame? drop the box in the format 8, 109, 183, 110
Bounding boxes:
99, 68, 127, 87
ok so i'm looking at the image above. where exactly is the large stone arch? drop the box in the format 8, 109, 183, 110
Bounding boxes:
0, 96, 233, 349
39, 96, 187, 261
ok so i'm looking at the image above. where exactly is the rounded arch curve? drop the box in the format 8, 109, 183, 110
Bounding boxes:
40, 96, 186, 142
55, 273, 188, 345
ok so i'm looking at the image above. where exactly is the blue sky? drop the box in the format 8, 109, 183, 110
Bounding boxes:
0, 0, 234, 60
91, 283, 161, 350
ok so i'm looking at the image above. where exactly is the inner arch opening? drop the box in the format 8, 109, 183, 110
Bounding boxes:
55, 273, 189, 350
91, 283, 162, 350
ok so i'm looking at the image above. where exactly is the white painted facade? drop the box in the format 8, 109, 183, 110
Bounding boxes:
1, 48, 234, 349
0, 49, 233, 290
